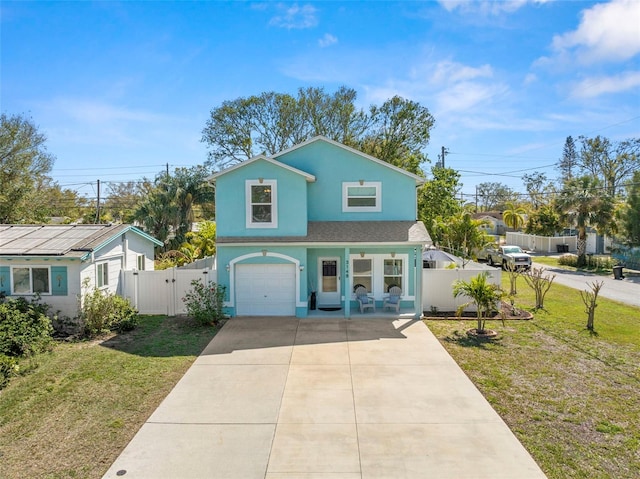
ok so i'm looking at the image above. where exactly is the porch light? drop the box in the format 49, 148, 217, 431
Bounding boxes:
299, 265, 305, 271
225, 264, 230, 272
262, 249, 267, 256
360, 251, 365, 258
359, 179, 364, 185
259, 177, 264, 183
390, 252, 396, 258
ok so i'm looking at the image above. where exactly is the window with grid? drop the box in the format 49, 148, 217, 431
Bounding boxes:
246, 180, 277, 227
383, 259, 403, 291
352, 258, 372, 293
137, 254, 146, 271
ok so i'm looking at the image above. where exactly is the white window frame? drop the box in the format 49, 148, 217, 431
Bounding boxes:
97, 262, 109, 289
246, 179, 278, 228
137, 254, 146, 271
342, 182, 381, 212
349, 254, 407, 299
352, 257, 373, 293
10, 266, 51, 295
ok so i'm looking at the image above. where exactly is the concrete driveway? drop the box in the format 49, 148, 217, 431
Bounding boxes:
103, 317, 546, 479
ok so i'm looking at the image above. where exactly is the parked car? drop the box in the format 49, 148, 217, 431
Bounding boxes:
486, 245, 532, 271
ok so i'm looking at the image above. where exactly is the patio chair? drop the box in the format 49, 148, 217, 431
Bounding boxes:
383, 286, 402, 313
355, 286, 375, 313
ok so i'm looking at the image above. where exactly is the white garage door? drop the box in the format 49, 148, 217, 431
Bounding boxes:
235, 263, 296, 316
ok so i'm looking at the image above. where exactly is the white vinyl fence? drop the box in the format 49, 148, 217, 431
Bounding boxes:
506, 232, 577, 253
121, 267, 217, 316
422, 263, 501, 313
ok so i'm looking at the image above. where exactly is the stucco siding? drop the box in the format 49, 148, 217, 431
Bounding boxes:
215, 159, 309, 237
276, 140, 418, 221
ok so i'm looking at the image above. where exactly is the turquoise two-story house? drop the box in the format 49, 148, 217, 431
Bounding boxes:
208, 136, 431, 318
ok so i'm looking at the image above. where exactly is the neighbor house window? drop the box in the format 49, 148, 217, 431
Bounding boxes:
11, 267, 50, 295
246, 180, 278, 228
383, 259, 403, 291
353, 258, 372, 293
97, 262, 109, 288
137, 254, 146, 270
342, 182, 381, 212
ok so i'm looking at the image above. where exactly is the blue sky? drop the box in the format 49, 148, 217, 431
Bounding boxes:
2, 0, 639, 202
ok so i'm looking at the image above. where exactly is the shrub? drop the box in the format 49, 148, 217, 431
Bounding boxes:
559, 253, 617, 270
0, 354, 19, 389
80, 284, 139, 337
182, 279, 226, 325
0, 296, 53, 357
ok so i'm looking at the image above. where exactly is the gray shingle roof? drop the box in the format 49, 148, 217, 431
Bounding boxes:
217, 221, 432, 245
0, 224, 134, 257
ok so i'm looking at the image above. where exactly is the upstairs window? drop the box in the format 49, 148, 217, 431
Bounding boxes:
246, 180, 278, 228
137, 254, 146, 271
342, 182, 381, 212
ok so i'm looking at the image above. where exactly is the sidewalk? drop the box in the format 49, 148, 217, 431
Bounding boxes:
103, 317, 546, 479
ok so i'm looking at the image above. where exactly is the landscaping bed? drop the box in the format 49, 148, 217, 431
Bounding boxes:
424, 300, 533, 320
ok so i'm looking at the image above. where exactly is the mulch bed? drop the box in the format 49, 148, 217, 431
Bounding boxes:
424, 300, 533, 320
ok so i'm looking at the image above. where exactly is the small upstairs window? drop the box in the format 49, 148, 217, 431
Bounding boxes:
342, 182, 381, 212
246, 179, 278, 228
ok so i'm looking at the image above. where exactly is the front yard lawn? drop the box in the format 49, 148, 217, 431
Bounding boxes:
426, 275, 640, 479
0, 315, 220, 479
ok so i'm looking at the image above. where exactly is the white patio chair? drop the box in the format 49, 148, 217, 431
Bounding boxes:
355, 286, 375, 313
383, 286, 402, 313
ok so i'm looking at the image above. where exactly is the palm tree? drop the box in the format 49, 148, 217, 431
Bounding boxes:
453, 271, 503, 334
555, 176, 615, 266
502, 202, 527, 231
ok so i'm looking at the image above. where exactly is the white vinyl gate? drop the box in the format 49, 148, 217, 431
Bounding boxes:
121, 268, 215, 316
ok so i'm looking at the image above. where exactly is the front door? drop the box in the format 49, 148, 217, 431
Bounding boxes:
317, 257, 340, 306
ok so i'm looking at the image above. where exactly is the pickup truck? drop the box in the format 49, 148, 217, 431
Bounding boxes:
486, 245, 532, 271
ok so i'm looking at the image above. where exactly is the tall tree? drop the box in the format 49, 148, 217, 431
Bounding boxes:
622, 170, 640, 246
502, 202, 527, 231
476, 182, 517, 211
102, 181, 145, 224
557, 136, 578, 184
555, 176, 615, 265
357, 96, 435, 174
522, 171, 551, 209
0, 113, 55, 223
134, 166, 214, 249
202, 86, 435, 174
524, 205, 561, 236
578, 135, 640, 198
417, 166, 462, 244
433, 209, 492, 260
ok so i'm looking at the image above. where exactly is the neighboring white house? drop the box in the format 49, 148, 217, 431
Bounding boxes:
0, 224, 163, 319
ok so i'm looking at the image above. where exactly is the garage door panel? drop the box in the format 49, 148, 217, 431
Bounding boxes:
236, 264, 296, 316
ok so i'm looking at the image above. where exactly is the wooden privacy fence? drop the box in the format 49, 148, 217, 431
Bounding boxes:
121, 267, 217, 316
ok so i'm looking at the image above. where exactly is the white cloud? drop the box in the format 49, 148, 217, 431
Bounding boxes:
318, 33, 337, 48
430, 60, 493, 85
552, 0, 640, 64
438, 0, 550, 15
269, 3, 318, 29
571, 71, 640, 98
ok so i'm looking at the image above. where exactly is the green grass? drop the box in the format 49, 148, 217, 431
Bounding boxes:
0, 315, 220, 479
426, 275, 640, 479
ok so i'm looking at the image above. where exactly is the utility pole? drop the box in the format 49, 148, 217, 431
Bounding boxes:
95, 179, 101, 224
438, 146, 448, 168
166, 163, 170, 177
